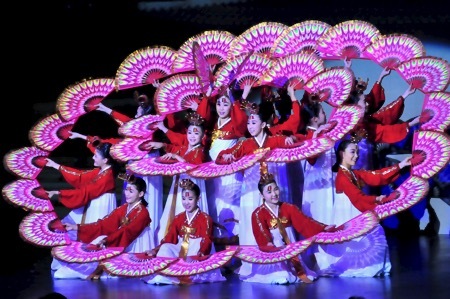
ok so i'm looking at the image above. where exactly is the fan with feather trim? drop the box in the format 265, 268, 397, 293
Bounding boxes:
235, 238, 314, 264
314, 210, 379, 244
109, 138, 154, 163
19, 212, 71, 247
259, 52, 325, 89
419, 92, 450, 132
362, 33, 426, 69
214, 52, 272, 90
304, 67, 355, 107
158, 246, 238, 276
316, 20, 381, 60
118, 114, 165, 138
270, 20, 331, 58
52, 241, 124, 264
172, 30, 236, 74
188, 148, 269, 179
127, 156, 198, 176
375, 175, 429, 219
115, 46, 177, 90
2, 179, 53, 212
228, 22, 288, 59
192, 41, 215, 95
264, 137, 334, 163
56, 78, 116, 122
210, 51, 253, 96
318, 105, 364, 141
101, 253, 177, 277
154, 74, 201, 115
3, 146, 49, 179
396, 56, 450, 92
29, 114, 75, 152
410, 130, 450, 179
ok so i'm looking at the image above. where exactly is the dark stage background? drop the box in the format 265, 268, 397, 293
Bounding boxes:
2, 0, 449, 275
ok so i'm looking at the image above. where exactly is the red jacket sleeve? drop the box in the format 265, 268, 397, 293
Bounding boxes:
365, 82, 385, 114
231, 101, 248, 137
197, 213, 214, 255
284, 203, 326, 238
367, 122, 410, 143
335, 165, 401, 212
78, 205, 124, 243
166, 130, 187, 146
370, 97, 405, 125
251, 207, 273, 247
110, 110, 132, 126
58, 167, 116, 209
104, 205, 150, 248
269, 101, 301, 136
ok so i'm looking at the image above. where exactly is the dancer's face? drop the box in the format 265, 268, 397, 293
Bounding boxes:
261, 182, 280, 205
216, 96, 232, 119
93, 149, 107, 167
187, 125, 203, 146
247, 114, 266, 137
341, 143, 359, 168
124, 183, 143, 204
182, 189, 199, 213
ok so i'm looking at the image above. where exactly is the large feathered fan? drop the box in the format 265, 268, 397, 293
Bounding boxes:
3, 146, 49, 179
158, 246, 238, 276
228, 22, 288, 59
19, 212, 71, 247
154, 74, 201, 115
235, 238, 314, 264
172, 30, 236, 73
319, 105, 364, 141
109, 138, 153, 163
270, 20, 331, 58
118, 114, 165, 138
189, 148, 269, 179
259, 52, 325, 89
192, 41, 215, 94
420, 92, 450, 132
2, 179, 53, 212
304, 67, 354, 107
115, 46, 177, 90
314, 211, 379, 244
52, 241, 124, 263
56, 78, 116, 121
396, 56, 450, 92
101, 253, 176, 277
211, 51, 253, 94
375, 176, 429, 219
410, 130, 450, 179
214, 52, 272, 90
362, 34, 426, 69
127, 156, 198, 176
29, 114, 75, 152
316, 20, 381, 59
264, 137, 334, 163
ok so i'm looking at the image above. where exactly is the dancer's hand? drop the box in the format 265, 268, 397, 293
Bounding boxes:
375, 195, 386, 203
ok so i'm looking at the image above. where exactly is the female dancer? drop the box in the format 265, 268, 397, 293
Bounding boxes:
250, 168, 335, 284
141, 112, 209, 243
190, 84, 251, 241
215, 103, 293, 279
143, 179, 226, 285
315, 139, 411, 277
53, 176, 152, 279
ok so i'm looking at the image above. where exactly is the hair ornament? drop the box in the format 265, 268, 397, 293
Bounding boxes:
179, 178, 196, 190
186, 111, 205, 126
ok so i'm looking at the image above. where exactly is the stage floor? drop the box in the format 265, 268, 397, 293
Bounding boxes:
2, 234, 450, 299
